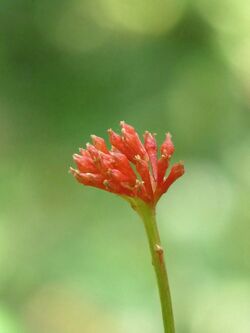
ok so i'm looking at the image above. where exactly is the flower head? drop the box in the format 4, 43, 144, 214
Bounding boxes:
70, 121, 184, 207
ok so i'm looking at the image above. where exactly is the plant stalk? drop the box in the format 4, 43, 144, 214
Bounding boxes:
139, 203, 175, 333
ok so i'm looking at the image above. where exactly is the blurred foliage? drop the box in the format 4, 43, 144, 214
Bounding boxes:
0, 1, 250, 332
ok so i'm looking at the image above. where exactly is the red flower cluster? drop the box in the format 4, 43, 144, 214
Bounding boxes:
70, 122, 184, 206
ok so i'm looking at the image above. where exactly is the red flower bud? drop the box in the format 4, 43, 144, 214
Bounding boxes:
157, 154, 170, 185
161, 133, 175, 157
120, 121, 148, 160
144, 131, 158, 180
91, 135, 109, 154
70, 168, 105, 189
108, 129, 135, 161
155, 162, 184, 201
134, 155, 154, 200
73, 154, 98, 174
110, 151, 137, 182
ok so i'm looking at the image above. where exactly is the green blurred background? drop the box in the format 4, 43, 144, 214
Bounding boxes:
1, 0, 250, 332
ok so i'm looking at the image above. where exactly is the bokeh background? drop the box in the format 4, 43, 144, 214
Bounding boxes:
1, 0, 250, 332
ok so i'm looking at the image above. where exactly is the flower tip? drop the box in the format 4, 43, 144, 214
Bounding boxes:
173, 162, 185, 176
69, 167, 78, 176
179, 161, 185, 174
144, 130, 155, 137
107, 128, 117, 138
120, 120, 125, 126
73, 153, 81, 160
120, 121, 135, 135
143, 130, 150, 138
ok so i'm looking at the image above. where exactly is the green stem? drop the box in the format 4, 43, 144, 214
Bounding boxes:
136, 202, 175, 333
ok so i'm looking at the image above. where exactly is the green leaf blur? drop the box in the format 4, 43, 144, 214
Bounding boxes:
1, 1, 250, 332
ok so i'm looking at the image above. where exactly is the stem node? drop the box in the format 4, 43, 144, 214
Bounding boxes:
155, 244, 164, 264
134, 201, 175, 333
